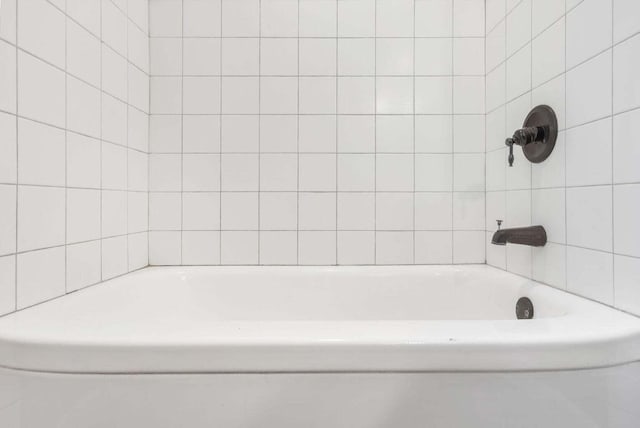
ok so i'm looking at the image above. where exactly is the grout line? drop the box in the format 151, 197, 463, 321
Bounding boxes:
14, 0, 19, 311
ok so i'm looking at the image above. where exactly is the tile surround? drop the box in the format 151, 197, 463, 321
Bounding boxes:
0, 0, 150, 316
148, 0, 486, 266
486, 0, 640, 315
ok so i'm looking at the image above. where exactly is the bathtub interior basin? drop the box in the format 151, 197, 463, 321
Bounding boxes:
0, 265, 639, 374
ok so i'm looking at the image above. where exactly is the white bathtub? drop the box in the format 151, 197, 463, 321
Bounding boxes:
1, 265, 640, 427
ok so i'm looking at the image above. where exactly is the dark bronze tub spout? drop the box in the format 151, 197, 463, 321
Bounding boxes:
491, 225, 547, 247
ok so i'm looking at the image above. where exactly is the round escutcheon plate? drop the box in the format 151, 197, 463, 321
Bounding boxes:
522, 105, 558, 164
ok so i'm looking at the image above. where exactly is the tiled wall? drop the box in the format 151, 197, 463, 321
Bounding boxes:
148, 0, 486, 266
0, 0, 150, 316
485, 0, 640, 315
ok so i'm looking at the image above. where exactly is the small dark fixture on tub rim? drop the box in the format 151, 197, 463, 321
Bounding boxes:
505, 105, 558, 167
492, 221, 547, 247
516, 297, 534, 320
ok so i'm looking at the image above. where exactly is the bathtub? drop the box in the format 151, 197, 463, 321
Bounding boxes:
0, 265, 639, 427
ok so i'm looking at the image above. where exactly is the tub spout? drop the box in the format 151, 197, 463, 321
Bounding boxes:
491, 225, 547, 247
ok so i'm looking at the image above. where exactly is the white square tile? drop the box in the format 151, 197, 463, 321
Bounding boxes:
101, 0, 127, 55
338, 77, 375, 114
261, 0, 298, 37
532, 243, 566, 290
102, 95, 127, 146
0, 113, 16, 184
260, 77, 298, 114
17, 119, 65, 187
415, 231, 453, 264
260, 231, 297, 265
221, 192, 259, 230
67, 76, 101, 138
260, 154, 298, 191
261, 38, 298, 76
614, 184, 640, 258
506, 0, 531, 55
338, 39, 375, 76
613, 108, 640, 184
337, 154, 375, 192
300, 39, 337, 76
184, 77, 221, 114
377, 38, 414, 76
150, 0, 182, 37
375, 115, 413, 153
376, 77, 413, 114
149, 231, 182, 265
376, 0, 414, 37
299, 0, 337, 37
0, 185, 16, 257
566, 50, 612, 128
184, 0, 221, 37
17, 247, 65, 309
376, 154, 414, 191
299, 193, 337, 230
415, 192, 453, 231
486, 20, 506, 71
102, 45, 127, 101
150, 154, 182, 191
183, 154, 221, 191
532, 18, 565, 87
260, 192, 298, 230
376, 232, 413, 264
566, 118, 612, 187
613, 34, 640, 114
223, 77, 260, 114
337, 193, 375, 230
299, 115, 336, 152
183, 231, 221, 265
614, 255, 640, 315
101, 142, 127, 190
221, 231, 259, 264
453, 154, 485, 191
453, 0, 485, 37
221, 115, 259, 152
416, 115, 452, 153
184, 115, 221, 153
184, 38, 221, 76
183, 192, 220, 231
300, 77, 337, 114
338, 0, 375, 37
18, 52, 65, 128
532, 0, 565, 36
221, 154, 257, 191
0, 0, 17, 43
0, 256, 16, 315
298, 231, 336, 265
415, 38, 452, 76
261, 116, 298, 152
17, 0, 65, 67
337, 231, 375, 265
67, 133, 101, 189
453, 231, 485, 263
101, 190, 127, 237
614, 0, 640, 43
376, 193, 413, 231
338, 116, 375, 153
452, 192, 485, 230
17, 186, 65, 252
222, 0, 260, 37
453, 115, 485, 153
67, 189, 101, 243
454, 76, 485, 114
566, 0, 612, 68
66, 241, 101, 292
299, 154, 337, 191
67, 20, 101, 86
150, 77, 182, 114
532, 188, 566, 244
415, 0, 453, 37
567, 246, 613, 304
566, 186, 613, 252
415, 154, 453, 191
454, 38, 485, 75
415, 77, 452, 114
149, 192, 182, 231
222, 38, 260, 75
